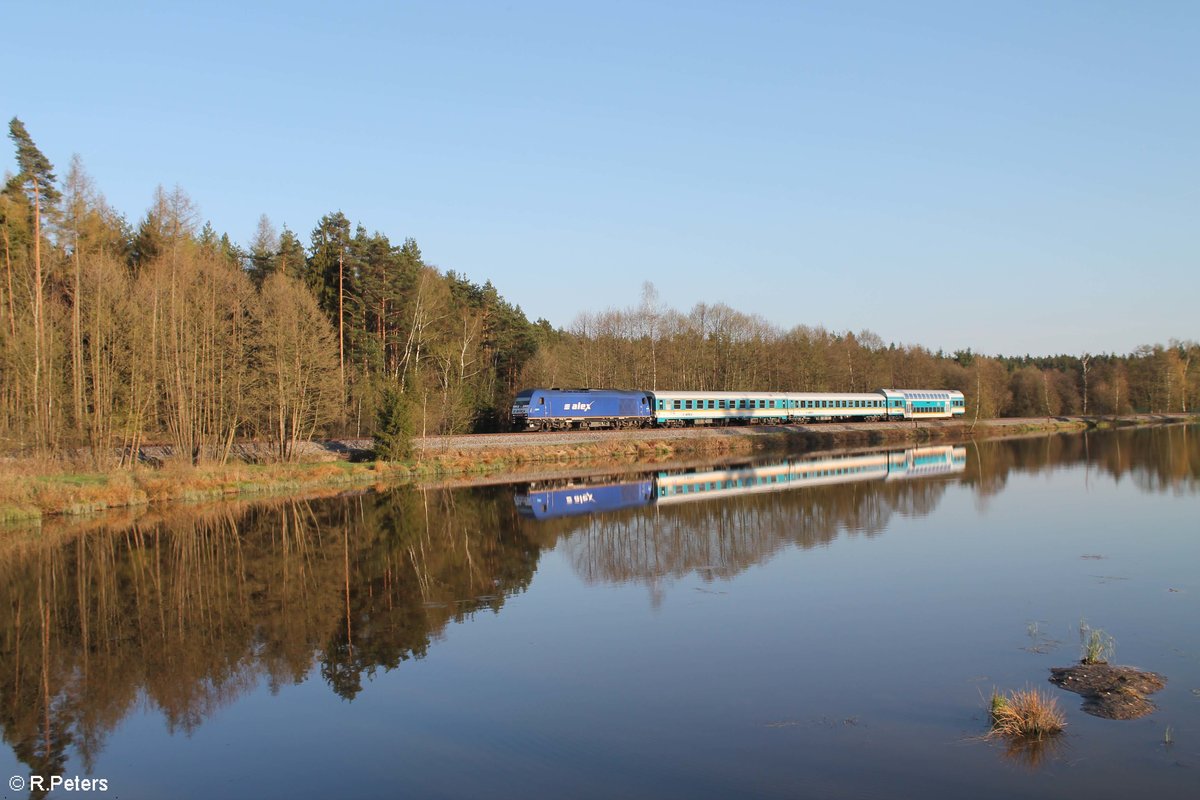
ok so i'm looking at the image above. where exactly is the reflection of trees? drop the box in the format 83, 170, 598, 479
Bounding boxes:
0, 487, 538, 787
552, 426, 1199, 587
554, 479, 954, 586
0, 426, 1194, 788
960, 425, 1200, 502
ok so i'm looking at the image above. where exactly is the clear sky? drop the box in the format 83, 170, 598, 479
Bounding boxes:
6, 1, 1196, 356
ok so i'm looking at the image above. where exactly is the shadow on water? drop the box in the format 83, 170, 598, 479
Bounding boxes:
0, 424, 1196, 792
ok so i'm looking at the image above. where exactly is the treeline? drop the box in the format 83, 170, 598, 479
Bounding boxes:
523, 284, 1199, 419
0, 119, 536, 462
1, 119, 1196, 464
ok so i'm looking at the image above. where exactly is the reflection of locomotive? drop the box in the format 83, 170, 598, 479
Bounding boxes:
511, 387, 964, 431
515, 479, 655, 520
514, 446, 967, 520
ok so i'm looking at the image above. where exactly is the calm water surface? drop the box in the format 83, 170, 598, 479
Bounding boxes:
1, 426, 1198, 799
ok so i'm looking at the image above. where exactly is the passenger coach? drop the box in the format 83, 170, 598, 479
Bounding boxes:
879, 389, 966, 419
651, 390, 791, 427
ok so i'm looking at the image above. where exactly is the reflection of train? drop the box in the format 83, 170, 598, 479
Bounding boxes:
514, 446, 967, 520
512, 387, 965, 430
515, 479, 655, 520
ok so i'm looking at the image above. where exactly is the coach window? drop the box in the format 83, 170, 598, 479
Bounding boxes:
685, 400, 693, 409
708, 400, 715, 409
673, 400, 681, 410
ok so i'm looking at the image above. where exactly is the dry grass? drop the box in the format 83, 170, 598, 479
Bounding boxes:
988, 687, 1067, 741
0, 459, 412, 523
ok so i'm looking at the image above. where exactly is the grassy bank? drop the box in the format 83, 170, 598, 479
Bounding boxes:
2, 413, 1195, 525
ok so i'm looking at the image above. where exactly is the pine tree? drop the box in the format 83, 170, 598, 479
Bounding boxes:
276, 225, 307, 282
7, 118, 60, 207
7, 118, 61, 446
373, 386, 414, 461
247, 213, 279, 287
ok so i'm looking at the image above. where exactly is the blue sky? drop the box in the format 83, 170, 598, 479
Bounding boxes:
6, 1, 1196, 356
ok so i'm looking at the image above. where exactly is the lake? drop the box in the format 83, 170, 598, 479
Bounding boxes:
1, 425, 1197, 799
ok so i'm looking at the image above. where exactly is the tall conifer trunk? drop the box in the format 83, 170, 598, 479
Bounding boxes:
32, 180, 43, 445
338, 252, 345, 394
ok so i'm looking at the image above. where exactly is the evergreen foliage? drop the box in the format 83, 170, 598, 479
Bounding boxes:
373, 387, 414, 461
7, 117, 61, 207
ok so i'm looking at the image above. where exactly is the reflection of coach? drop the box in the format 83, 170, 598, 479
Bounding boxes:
511, 387, 964, 430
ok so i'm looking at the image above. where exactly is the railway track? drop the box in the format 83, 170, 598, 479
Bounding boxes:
410, 419, 967, 451
29, 415, 1187, 465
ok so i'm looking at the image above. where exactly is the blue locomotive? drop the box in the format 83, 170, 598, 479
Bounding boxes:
511, 388, 653, 431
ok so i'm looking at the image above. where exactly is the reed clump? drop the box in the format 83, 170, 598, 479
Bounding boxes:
988, 687, 1067, 741
1079, 619, 1115, 665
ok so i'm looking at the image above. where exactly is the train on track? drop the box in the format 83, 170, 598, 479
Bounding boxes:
511, 387, 965, 431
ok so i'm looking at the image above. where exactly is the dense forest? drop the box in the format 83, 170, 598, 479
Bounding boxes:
1, 119, 1197, 463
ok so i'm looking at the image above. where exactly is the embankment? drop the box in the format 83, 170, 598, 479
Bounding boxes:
2, 413, 1195, 524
